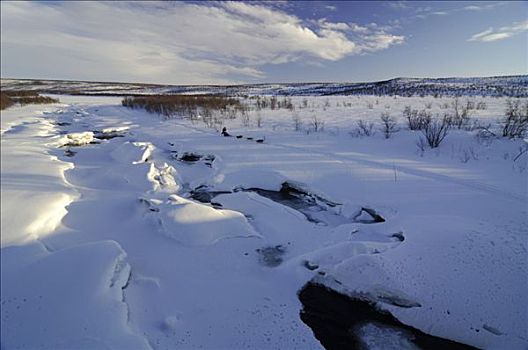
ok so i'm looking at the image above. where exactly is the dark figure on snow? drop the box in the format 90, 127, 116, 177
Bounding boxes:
221, 127, 231, 137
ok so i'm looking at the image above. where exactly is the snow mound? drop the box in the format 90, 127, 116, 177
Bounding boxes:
302, 241, 396, 270
152, 195, 260, 246
0, 240, 151, 350
111, 141, 155, 164
147, 162, 181, 192
322, 216, 528, 349
316, 254, 422, 309
56, 131, 94, 147
101, 126, 130, 134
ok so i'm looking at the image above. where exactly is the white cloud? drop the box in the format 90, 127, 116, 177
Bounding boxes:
349, 23, 371, 33
464, 5, 483, 11
318, 20, 351, 31
388, 1, 410, 10
316, 19, 404, 53
392, 1, 507, 22
468, 20, 528, 42
0, 1, 404, 84
464, 2, 505, 11
358, 33, 405, 52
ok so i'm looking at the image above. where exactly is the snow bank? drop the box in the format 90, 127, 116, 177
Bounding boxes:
111, 141, 155, 164
101, 126, 130, 134
147, 162, 180, 192
0, 240, 151, 350
323, 216, 527, 349
1, 105, 78, 246
152, 195, 260, 246
56, 131, 94, 147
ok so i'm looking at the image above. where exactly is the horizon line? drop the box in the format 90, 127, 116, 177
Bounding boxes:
1, 74, 527, 88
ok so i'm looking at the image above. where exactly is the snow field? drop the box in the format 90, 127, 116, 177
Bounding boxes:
1, 94, 526, 349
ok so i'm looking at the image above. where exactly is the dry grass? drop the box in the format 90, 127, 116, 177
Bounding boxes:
122, 94, 243, 117
2, 90, 40, 97
0, 90, 59, 110
0, 93, 15, 110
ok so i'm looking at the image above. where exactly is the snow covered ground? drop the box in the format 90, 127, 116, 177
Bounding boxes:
1, 94, 526, 349
2, 75, 527, 97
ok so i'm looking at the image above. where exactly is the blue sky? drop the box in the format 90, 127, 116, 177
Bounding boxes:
1, 1, 526, 84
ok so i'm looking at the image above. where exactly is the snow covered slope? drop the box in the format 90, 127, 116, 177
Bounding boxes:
2, 75, 527, 97
1, 94, 526, 349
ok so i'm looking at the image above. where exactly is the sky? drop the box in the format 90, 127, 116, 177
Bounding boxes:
1, 1, 527, 85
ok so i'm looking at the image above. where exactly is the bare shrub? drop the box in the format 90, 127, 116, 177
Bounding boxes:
256, 111, 263, 128
448, 98, 471, 129
292, 112, 302, 131
226, 105, 238, 119
357, 119, 375, 136
403, 106, 417, 129
241, 109, 250, 127
202, 108, 214, 128
513, 159, 527, 173
418, 109, 432, 126
270, 96, 278, 110
404, 106, 430, 130
256, 96, 269, 110
501, 99, 528, 138
380, 112, 398, 139
367, 102, 374, 109
424, 102, 433, 109
459, 150, 470, 163
284, 97, 294, 111
513, 144, 528, 162
213, 113, 224, 129
439, 102, 450, 109
457, 145, 479, 163
421, 115, 450, 148
463, 119, 481, 131
311, 115, 324, 132
476, 101, 487, 110
349, 129, 361, 138
187, 109, 198, 122
416, 137, 427, 156
474, 124, 496, 146
467, 146, 479, 161
465, 100, 476, 110
253, 96, 262, 111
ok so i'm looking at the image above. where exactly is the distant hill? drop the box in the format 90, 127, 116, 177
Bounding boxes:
1, 75, 527, 97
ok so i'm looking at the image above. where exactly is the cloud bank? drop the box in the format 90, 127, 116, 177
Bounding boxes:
468, 20, 528, 42
0, 1, 404, 84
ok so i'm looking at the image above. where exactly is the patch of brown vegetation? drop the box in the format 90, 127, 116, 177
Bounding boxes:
2, 90, 40, 97
0, 90, 59, 110
122, 94, 243, 117
0, 93, 15, 110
